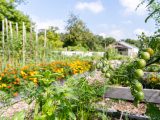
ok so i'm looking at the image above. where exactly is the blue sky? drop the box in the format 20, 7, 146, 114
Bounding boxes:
17, 0, 156, 40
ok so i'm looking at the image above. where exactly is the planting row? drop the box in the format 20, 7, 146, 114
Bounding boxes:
0, 60, 92, 97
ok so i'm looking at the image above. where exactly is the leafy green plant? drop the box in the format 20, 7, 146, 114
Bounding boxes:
29, 72, 108, 120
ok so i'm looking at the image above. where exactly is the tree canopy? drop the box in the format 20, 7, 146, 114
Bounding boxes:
122, 39, 141, 48
62, 14, 116, 51
39, 27, 63, 49
0, 0, 31, 31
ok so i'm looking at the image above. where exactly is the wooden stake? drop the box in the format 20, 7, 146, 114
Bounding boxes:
5, 19, 8, 41
43, 29, 47, 60
35, 28, 38, 64
22, 22, 26, 66
9, 21, 13, 44
30, 24, 33, 60
9, 21, 13, 64
15, 23, 19, 65
30, 24, 32, 42
2, 20, 5, 70
16, 23, 19, 40
5, 19, 10, 64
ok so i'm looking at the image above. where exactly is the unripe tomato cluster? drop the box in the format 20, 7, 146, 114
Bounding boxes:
96, 54, 114, 79
130, 48, 154, 104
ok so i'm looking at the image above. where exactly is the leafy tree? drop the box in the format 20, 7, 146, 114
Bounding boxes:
64, 14, 89, 46
103, 37, 116, 49
95, 35, 104, 49
63, 14, 99, 51
123, 38, 141, 48
63, 14, 113, 51
0, 0, 31, 31
39, 27, 63, 49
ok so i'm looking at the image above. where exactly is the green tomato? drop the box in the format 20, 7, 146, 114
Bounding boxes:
105, 73, 111, 78
140, 52, 150, 61
102, 66, 109, 73
136, 59, 146, 69
145, 48, 154, 56
109, 64, 114, 70
134, 69, 144, 78
135, 91, 144, 101
103, 60, 109, 65
134, 81, 143, 92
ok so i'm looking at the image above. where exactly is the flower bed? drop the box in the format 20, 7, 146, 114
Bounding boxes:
0, 60, 92, 96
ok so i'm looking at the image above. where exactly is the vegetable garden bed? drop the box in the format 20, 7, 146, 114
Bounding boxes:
105, 86, 160, 104
95, 86, 160, 120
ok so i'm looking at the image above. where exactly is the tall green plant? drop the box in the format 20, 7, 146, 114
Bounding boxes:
28, 70, 108, 120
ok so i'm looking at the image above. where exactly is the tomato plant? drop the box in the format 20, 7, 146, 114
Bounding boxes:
97, 47, 158, 105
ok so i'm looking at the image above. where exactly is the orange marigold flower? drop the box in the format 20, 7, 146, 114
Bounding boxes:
7, 86, 11, 89
1, 73, 5, 77
23, 76, 27, 79
13, 92, 18, 97
16, 78, 20, 82
13, 82, 17, 84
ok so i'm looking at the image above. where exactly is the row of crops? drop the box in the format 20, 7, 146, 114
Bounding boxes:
0, 60, 92, 97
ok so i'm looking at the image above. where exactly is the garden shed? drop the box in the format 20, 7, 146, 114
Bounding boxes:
114, 41, 139, 57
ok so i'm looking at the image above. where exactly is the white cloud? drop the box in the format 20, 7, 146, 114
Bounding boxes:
99, 29, 124, 40
119, 0, 147, 15
75, 1, 104, 13
99, 33, 107, 38
31, 15, 65, 33
134, 28, 152, 36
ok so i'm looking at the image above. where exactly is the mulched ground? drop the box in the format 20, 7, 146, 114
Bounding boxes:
96, 99, 147, 115
0, 100, 35, 119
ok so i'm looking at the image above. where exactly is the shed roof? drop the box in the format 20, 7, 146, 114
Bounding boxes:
117, 41, 139, 49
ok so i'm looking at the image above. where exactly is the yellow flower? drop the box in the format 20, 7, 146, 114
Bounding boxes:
33, 78, 38, 83
21, 71, 26, 76
151, 77, 157, 82
0, 77, 2, 80
29, 71, 38, 76
2, 84, 7, 88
